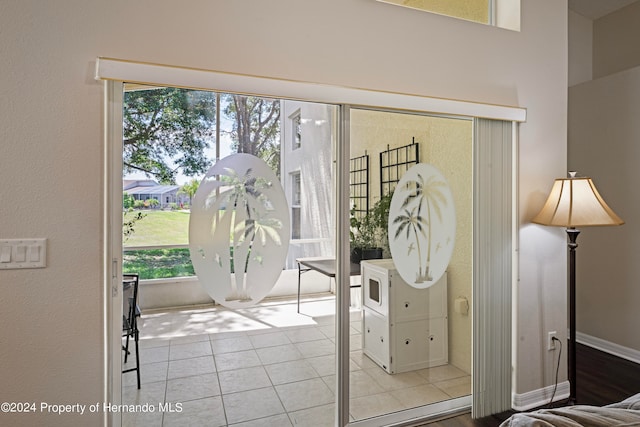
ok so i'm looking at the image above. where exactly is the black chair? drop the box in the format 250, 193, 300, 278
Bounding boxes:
122, 273, 141, 389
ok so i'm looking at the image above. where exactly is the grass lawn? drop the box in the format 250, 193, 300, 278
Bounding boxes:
123, 248, 194, 279
123, 209, 193, 279
124, 209, 191, 246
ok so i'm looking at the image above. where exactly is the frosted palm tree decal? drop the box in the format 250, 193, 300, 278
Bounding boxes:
392, 206, 428, 282
205, 167, 273, 301
389, 164, 455, 288
208, 167, 283, 302
189, 153, 290, 308
401, 173, 448, 281
234, 210, 283, 300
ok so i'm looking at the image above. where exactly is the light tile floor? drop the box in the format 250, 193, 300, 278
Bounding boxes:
122, 295, 470, 426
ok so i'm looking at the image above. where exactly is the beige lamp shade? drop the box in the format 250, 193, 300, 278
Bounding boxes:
532, 175, 624, 227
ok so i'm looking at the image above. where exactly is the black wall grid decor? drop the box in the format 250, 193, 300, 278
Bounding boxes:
379, 138, 420, 196
350, 152, 369, 220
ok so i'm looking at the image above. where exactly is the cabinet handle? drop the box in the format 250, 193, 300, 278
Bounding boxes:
367, 327, 370, 333
380, 337, 384, 343
405, 339, 411, 345
428, 335, 435, 342
404, 302, 410, 308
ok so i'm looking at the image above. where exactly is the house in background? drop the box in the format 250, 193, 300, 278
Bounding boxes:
2, 1, 640, 426
123, 179, 189, 209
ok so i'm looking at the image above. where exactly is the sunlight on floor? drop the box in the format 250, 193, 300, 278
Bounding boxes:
122, 294, 470, 427
140, 295, 345, 339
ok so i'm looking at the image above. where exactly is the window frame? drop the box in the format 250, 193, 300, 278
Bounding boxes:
291, 109, 302, 150
291, 170, 301, 239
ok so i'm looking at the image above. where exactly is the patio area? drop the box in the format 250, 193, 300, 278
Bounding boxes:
122, 293, 471, 427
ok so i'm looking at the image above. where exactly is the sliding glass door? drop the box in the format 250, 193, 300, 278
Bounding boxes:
101, 58, 520, 427
346, 108, 473, 424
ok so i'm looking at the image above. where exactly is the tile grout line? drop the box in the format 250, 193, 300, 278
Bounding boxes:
209, 337, 229, 427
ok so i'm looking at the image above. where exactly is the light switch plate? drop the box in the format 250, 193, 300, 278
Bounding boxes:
0, 238, 47, 269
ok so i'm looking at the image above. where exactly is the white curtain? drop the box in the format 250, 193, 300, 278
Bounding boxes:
472, 118, 515, 418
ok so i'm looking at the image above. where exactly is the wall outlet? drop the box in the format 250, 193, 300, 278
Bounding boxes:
547, 331, 558, 351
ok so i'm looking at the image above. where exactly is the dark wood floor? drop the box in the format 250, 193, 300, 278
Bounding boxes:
421, 343, 640, 426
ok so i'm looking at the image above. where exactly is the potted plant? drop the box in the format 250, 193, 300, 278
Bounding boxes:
349, 191, 394, 264
370, 191, 393, 257
350, 211, 382, 264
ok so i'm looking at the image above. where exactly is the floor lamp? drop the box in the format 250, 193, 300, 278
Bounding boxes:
532, 172, 624, 405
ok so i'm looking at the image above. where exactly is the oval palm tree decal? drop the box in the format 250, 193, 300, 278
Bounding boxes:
388, 163, 455, 289
189, 153, 290, 309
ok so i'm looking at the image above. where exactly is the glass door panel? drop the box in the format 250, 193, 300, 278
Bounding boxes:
348, 108, 473, 423
120, 85, 342, 426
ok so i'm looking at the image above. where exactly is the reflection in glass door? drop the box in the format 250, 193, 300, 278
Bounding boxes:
347, 109, 473, 423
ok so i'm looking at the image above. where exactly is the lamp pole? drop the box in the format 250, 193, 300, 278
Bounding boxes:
566, 228, 579, 405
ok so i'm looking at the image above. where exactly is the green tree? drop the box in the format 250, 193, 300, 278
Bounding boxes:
123, 210, 146, 242
123, 192, 135, 209
145, 198, 159, 209
178, 178, 200, 203
223, 95, 281, 175
123, 87, 216, 184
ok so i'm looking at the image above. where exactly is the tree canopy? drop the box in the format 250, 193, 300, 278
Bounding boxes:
123, 88, 281, 184
123, 87, 217, 184
224, 95, 281, 175
177, 178, 200, 202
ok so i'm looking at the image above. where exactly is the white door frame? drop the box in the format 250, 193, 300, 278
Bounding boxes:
103, 79, 124, 427
98, 57, 525, 426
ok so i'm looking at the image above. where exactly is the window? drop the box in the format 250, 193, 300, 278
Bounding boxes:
291, 110, 302, 150
291, 171, 301, 239
121, 86, 281, 280
377, 0, 520, 32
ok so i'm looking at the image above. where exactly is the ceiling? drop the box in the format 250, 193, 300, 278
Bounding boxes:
568, 0, 640, 20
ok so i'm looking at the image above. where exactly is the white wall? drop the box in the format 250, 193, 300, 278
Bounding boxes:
0, 1, 568, 424
593, 1, 640, 79
567, 1, 640, 359
569, 66, 640, 353
568, 10, 593, 87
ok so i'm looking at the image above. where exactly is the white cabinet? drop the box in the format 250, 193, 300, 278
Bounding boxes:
361, 259, 448, 374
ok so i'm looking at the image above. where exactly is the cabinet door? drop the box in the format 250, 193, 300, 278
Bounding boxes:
362, 309, 391, 373
392, 272, 447, 322
425, 274, 447, 319
392, 278, 428, 322
392, 317, 448, 373
362, 266, 389, 317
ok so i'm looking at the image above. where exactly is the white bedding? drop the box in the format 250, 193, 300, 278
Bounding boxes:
500, 393, 640, 426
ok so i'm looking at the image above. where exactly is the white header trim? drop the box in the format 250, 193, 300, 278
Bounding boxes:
95, 57, 526, 122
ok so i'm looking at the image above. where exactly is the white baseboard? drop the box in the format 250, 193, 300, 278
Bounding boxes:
577, 332, 640, 364
512, 381, 570, 411
512, 334, 640, 412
